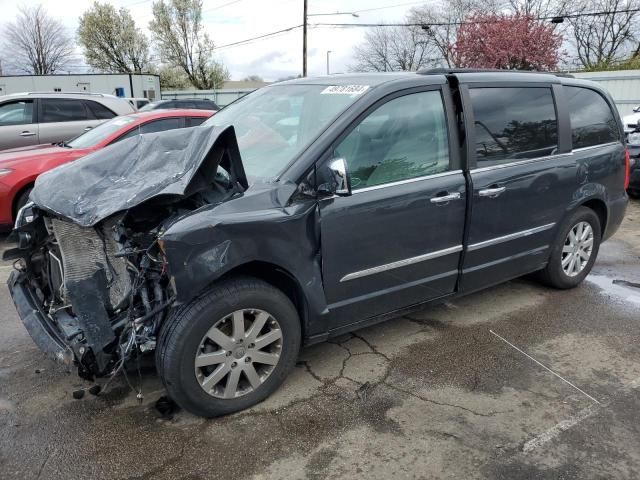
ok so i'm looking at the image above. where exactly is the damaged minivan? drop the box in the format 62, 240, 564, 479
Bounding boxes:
5, 70, 628, 417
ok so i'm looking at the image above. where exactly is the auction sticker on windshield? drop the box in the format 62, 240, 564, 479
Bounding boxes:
321, 85, 370, 95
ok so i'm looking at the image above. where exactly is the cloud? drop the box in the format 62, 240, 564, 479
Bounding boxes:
0, 0, 413, 80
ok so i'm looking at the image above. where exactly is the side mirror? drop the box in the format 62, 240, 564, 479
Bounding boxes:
325, 158, 352, 196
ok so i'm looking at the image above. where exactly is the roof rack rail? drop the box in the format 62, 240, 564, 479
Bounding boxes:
23, 91, 112, 97
417, 68, 574, 79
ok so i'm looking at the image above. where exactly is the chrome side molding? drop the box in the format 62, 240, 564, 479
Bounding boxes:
468, 223, 555, 251
340, 245, 463, 282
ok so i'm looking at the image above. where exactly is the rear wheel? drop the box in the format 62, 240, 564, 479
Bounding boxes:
537, 207, 601, 289
157, 276, 301, 417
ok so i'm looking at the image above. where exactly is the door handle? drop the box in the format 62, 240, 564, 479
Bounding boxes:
478, 186, 506, 198
430, 192, 461, 204
19, 131, 36, 137
83, 127, 93, 132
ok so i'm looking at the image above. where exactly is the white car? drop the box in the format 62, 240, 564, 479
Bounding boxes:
0, 92, 135, 150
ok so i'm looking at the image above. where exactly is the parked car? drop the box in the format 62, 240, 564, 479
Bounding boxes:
0, 92, 136, 150
5, 70, 628, 418
621, 108, 640, 196
0, 109, 213, 229
126, 97, 151, 110
139, 98, 219, 111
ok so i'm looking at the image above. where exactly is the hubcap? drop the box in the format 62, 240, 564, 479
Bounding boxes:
561, 221, 594, 277
194, 309, 283, 399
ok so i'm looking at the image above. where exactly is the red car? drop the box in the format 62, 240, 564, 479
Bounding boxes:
0, 109, 213, 229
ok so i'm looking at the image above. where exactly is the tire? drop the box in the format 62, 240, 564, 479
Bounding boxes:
14, 187, 32, 219
156, 276, 301, 417
537, 207, 601, 289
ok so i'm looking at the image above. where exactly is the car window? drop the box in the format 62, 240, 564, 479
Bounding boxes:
469, 87, 558, 165
111, 126, 140, 144
40, 98, 89, 123
139, 117, 185, 134
196, 100, 218, 110
334, 90, 450, 190
0, 100, 34, 126
566, 86, 620, 149
205, 84, 366, 180
67, 116, 137, 148
187, 117, 207, 127
85, 100, 116, 120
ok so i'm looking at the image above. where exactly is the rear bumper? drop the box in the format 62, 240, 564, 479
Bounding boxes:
603, 194, 628, 241
7, 270, 74, 366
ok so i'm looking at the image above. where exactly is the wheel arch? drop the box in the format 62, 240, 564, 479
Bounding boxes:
217, 261, 309, 339
578, 198, 607, 237
12, 181, 35, 220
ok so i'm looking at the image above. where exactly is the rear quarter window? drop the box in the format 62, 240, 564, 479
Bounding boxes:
566, 86, 620, 149
85, 100, 116, 120
469, 87, 558, 165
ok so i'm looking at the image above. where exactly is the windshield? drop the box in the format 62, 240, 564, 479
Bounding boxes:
67, 116, 136, 148
203, 84, 369, 179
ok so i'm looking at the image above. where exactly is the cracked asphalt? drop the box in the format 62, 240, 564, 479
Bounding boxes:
1, 200, 639, 480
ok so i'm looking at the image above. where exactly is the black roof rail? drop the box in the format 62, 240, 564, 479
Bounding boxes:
417, 68, 574, 79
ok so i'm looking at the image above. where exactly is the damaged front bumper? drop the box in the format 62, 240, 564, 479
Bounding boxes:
7, 269, 75, 366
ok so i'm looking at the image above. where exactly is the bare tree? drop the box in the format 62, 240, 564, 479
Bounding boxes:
505, 0, 570, 17
149, 0, 229, 89
3, 5, 74, 74
351, 25, 437, 72
567, 0, 639, 69
408, 0, 499, 67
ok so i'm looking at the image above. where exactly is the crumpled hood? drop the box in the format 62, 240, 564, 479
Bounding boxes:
30, 124, 248, 227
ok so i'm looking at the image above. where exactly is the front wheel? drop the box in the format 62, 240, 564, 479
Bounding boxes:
156, 276, 301, 417
537, 207, 601, 289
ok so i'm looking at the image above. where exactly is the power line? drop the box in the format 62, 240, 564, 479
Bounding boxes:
353, 1, 428, 15
311, 7, 640, 28
202, 0, 245, 14
214, 24, 303, 50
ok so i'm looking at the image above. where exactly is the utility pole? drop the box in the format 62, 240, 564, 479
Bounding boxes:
326, 51, 331, 75
302, 0, 308, 77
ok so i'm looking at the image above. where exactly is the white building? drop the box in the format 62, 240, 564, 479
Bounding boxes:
0, 73, 160, 100
573, 70, 640, 116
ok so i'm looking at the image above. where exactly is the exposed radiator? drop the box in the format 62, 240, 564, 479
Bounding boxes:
51, 218, 132, 311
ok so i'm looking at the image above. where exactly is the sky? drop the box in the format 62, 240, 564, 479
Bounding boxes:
0, 0, 428, 81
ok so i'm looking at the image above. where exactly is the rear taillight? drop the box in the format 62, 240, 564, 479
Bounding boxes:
624, 149, 631, 190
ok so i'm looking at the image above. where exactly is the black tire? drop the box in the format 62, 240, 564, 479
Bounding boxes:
537, 207, 601, 289
14, 187, 32, 219
156, 276, 301, 417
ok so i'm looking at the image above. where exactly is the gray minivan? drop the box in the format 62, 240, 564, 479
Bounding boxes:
6, 70, 629, 418
0, 92, 135, 150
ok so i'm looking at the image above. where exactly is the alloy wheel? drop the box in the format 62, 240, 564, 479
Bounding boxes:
194, 309, 283, 399
561, 221, 594, 277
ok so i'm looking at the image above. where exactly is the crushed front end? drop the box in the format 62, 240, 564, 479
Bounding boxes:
5, 203, 173, 379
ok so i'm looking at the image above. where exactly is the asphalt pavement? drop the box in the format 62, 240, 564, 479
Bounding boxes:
1, 200, 639, 480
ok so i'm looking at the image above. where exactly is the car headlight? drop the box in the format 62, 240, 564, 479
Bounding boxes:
628, 132, 640, 146
0, 168, 14, 177
14, 201, 36, 229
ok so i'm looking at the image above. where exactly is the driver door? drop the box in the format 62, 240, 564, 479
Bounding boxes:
318, 88, 467, 329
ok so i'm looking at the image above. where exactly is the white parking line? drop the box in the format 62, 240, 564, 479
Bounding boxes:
489, 330, 601, 404
522, 403, 600, 453
522, 377, 640, 453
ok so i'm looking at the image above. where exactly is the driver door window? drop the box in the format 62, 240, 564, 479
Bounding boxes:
335, 91, 450, 190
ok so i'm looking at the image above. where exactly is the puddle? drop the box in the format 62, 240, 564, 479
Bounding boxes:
587, 274, 640, 305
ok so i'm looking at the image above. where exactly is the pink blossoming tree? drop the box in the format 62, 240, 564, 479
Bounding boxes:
451, 14, 564, 70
